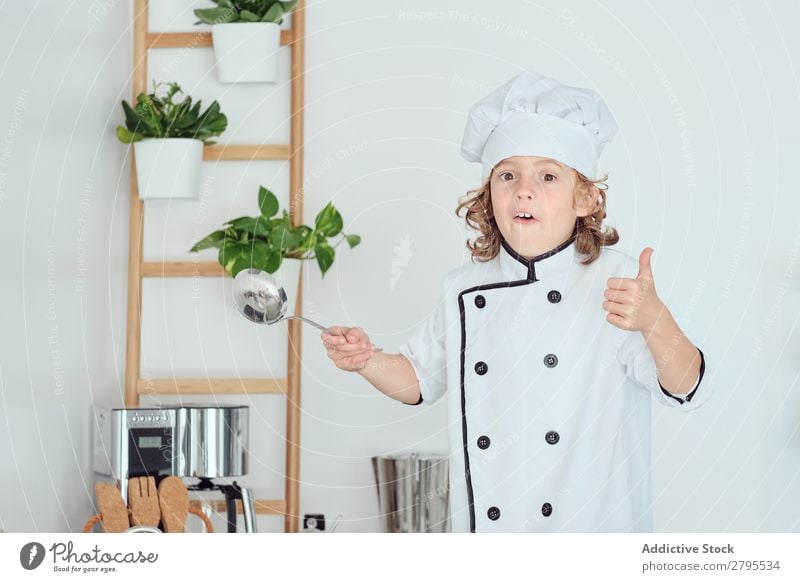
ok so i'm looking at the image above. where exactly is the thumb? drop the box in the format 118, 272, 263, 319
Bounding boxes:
346, 327, 363, 343
637, 247, 654, 279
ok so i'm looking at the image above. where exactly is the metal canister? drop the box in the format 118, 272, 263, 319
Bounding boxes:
176, 405, 249, 478
371, 453, 450, 533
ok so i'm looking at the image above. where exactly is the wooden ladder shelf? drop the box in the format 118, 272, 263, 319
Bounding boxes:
124, 0, 306, 533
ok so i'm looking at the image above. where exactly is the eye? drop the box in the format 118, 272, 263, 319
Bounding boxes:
543, 173, 558, 182
498, 171, 514, 181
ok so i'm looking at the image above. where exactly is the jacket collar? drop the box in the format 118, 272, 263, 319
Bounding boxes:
498, 226, 579, 282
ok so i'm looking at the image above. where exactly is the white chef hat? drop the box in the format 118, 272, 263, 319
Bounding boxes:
460, 71, 618, 182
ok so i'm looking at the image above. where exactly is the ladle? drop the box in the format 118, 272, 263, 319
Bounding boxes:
232, 268, 330, 332
232, 269, 383, 353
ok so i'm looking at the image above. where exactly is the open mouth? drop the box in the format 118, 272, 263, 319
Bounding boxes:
512, 212, 537, 224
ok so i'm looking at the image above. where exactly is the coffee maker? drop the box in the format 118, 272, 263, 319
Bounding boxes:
93, 404, 257, 533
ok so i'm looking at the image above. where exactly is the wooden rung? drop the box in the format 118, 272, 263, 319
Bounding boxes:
142, 261, 225, 278
190, 499, 286, 516
146, 30, 294, 50
137, 378, 288, 395
203, 144, 291, 161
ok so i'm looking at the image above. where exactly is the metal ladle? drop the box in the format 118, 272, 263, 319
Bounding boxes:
232, 268, 384, 352
232, 268, 330, 332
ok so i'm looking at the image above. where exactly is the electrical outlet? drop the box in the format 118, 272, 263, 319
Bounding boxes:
303, 513, 325, 532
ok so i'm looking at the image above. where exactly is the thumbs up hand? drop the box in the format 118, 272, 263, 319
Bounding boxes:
603, 247, 666, 333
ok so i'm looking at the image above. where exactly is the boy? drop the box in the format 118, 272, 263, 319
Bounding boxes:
321, 71, 710, 532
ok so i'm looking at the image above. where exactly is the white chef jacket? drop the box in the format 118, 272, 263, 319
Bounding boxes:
399, 234, 710, 533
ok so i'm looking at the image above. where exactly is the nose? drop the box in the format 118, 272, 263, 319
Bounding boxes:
515, 176, 536, 200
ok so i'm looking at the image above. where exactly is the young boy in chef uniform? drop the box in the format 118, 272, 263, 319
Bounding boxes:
320, 71, 710, 533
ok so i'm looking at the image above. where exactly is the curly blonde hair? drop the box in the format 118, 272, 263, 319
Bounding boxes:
455, 169, 619, 265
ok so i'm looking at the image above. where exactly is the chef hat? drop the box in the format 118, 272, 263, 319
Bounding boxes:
460, 71, 618, 182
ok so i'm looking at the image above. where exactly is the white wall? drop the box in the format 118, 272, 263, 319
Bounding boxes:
1, 0, 799, 533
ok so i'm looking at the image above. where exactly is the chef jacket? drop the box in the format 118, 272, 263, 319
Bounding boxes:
399, 234, 710, 533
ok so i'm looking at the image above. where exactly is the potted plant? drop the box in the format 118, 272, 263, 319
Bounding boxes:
189, 184, 360, 298
194, 0, 299, 84
117, 82, 228, 200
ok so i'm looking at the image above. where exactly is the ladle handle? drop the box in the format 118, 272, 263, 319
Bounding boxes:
282, 315, 330, 333
283, 316, 384, 352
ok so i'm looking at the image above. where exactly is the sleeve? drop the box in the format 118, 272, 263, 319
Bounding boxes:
397, 294, 448, 407
616, 330, 711, 411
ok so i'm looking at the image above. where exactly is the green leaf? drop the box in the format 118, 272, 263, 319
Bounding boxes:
173, 108, 199, 129
190, 101, 227, 142
189, 230, 226, 252
219, 239, 270, 277
247, 239, 271, 270
225, 216, 257, 229
314, 243, 335, 277
279, 1, 299, 13
225, 216, 272, 238
296, 228, 317, 254
261, 3, 283, 22
197, 112, 228, 138
251, 216, 273, 237
223, 216, 250, 226
116, 125, 143, 144
239, 9, 261, 21
270, 222, 302, 250
121, 99, 141, 131
345, 234, 361, 248
219, 242, 245, 276
163, 82, 182, 102
314, 202, 343, 237
264, 248, 282, 273
193, 7, 238, 25
258, 186, 279, 217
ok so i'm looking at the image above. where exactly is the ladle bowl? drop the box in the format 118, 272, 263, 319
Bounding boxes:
232, 268, 330, 333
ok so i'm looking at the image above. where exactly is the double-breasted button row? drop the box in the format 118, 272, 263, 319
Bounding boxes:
476, 432, 558, 449
473, 356, 556, 375
473, 290, 561, 309
483, 503, 551, 522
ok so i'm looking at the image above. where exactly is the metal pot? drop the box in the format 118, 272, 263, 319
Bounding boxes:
372, 453, 450, 533
175, 405, 249, 479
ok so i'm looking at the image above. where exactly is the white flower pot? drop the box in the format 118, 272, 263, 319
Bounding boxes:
211, 22, 281, 84
133, 138, 203, 200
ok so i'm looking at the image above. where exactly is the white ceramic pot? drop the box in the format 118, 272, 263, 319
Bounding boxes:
133, 138, 203, 200
211, 22, 281, 84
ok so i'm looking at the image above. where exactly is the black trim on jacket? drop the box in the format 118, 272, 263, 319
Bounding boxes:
658, 348, 706, 404
405, 393, 424, 405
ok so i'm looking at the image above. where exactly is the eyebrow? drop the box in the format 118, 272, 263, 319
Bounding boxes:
496, 159, 564, 171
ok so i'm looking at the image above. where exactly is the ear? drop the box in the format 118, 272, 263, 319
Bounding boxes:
575, 183, 599, 218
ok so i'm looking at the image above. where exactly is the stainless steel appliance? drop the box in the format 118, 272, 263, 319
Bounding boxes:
93, 404, 256, 532
372, 453, 450, 533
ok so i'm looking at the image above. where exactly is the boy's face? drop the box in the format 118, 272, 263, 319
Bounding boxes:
490, 156, 595, 259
